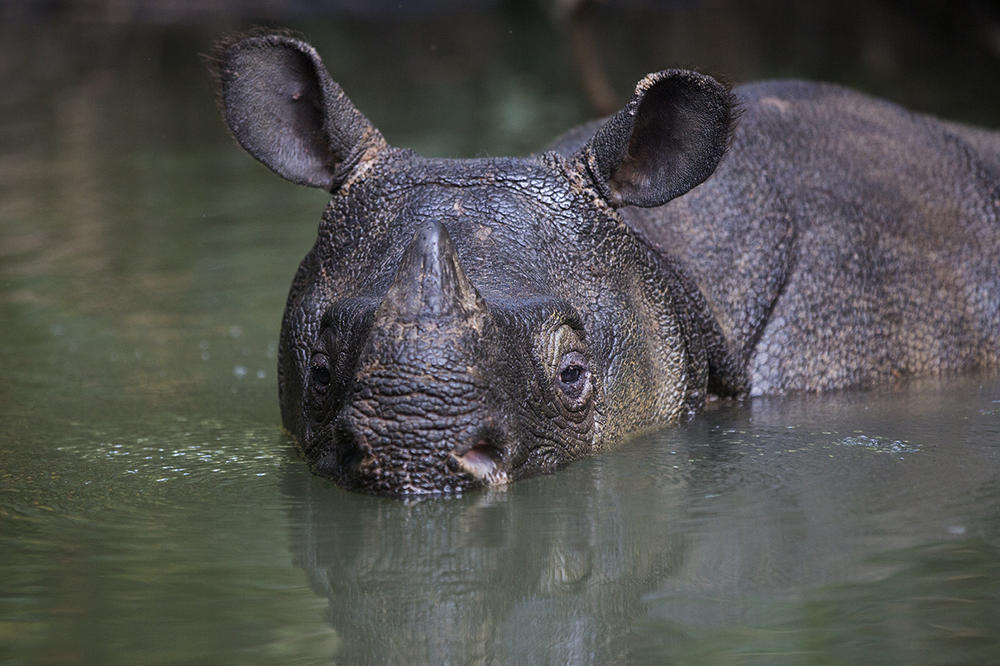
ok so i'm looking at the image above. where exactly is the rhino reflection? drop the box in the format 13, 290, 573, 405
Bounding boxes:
280, 451, 690, 662
279, 376, 1000, 661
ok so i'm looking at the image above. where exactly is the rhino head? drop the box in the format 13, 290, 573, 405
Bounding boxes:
213, 32, 734, 495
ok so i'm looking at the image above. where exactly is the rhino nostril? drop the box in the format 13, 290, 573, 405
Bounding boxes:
333, 420, 370, 473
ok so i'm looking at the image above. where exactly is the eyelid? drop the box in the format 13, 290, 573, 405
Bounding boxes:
553, 321, 586, 355
560, 315, 586, 336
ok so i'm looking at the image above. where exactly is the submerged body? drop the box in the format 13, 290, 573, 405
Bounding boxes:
213, 33, 1000, 495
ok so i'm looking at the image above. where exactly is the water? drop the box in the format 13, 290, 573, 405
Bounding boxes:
3, 10, 1000, 664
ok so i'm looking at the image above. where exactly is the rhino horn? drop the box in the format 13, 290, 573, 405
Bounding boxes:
376, 221, 487, 323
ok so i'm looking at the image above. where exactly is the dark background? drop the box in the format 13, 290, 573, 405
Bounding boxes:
3, 0, 998, 160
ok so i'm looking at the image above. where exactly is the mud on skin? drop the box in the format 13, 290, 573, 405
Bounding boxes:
211, 31, 1000, 496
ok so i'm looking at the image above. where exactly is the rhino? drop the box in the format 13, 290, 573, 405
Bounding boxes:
212, 32, 1000, 495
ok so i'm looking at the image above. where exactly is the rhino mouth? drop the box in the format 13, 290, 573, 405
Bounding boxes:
317, 421, 513, 496
450, 440, 510, 486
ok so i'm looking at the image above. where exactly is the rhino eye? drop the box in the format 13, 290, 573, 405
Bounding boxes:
560, 365, 582, 384
310, 353, 331, 394
556, 351, 591, 406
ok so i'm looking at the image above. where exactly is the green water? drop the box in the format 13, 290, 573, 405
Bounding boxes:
2, 10, 1000, 663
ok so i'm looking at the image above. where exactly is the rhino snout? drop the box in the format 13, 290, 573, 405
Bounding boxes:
326, 396, 512, 494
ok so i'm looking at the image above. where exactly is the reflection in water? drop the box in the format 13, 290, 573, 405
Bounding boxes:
283, 453, 685, 662
281, 375, 1000, 662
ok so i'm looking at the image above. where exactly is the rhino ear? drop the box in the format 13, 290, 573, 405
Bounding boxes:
582, 69, 735, 208
211, 33, 385, 192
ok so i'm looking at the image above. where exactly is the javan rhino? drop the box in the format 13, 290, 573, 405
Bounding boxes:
212, 32, 1000, 495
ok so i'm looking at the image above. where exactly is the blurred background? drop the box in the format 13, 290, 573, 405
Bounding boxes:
3, 0, 999, 161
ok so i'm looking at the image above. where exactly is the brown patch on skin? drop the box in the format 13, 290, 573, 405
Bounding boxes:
339, 128, 389, 194
608, 168, 647, 205
632, 72, 660, 97
558, 153, 619, 218
760, 96, 791, 113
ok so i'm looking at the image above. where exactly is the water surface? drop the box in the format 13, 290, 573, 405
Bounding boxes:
2, 12, 999, 664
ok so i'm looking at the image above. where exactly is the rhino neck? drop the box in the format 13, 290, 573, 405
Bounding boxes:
620, 200, 784, 399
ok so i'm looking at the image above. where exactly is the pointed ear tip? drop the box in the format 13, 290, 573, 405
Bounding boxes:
207, 28, 325, 116
208, 28, 318, 73
643, 68, 741, 134
634, 68, 732, 101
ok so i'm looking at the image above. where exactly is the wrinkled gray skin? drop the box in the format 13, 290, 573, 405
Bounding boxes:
213, 33, 1000, 495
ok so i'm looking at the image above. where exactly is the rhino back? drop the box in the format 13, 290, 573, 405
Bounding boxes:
629, 79, 1000, 394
